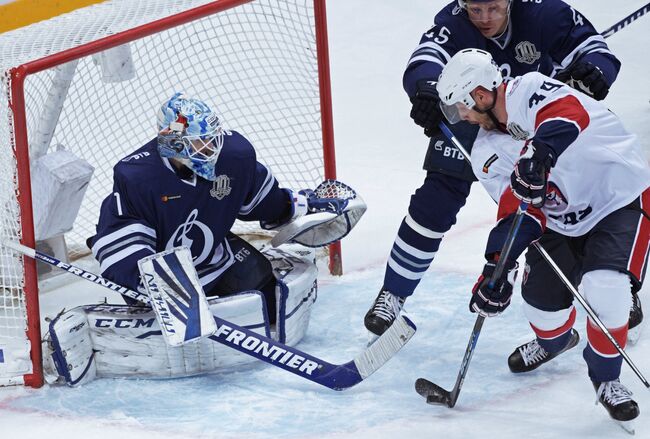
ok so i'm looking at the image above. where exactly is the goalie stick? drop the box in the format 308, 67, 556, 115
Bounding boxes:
5, 240, 417, 390
416, 123, 649, 408
416, 199, 529, 408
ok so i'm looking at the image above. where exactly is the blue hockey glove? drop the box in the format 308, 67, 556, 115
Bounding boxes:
410, 79, 443, 137
510, 141, 556, 208
470, 258, 518, 318
557, 61, 610, 101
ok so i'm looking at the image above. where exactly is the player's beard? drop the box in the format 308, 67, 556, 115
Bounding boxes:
475, 112, 497, 131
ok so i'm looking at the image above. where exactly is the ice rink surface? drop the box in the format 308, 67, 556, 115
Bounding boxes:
1, 1, 650, 438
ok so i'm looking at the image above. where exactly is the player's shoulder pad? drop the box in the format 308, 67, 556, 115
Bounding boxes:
220, 129, 257, 162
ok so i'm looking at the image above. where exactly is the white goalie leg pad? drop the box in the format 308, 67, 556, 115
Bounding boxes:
265, 245, 318, 344
43, 308, 97, 386
138, 246, 218, 346
44, 292, 270, 384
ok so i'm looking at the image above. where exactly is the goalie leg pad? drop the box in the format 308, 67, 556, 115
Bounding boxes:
44, 292, 271, 384
44, 308, 97, 386
265, 245, 318, 344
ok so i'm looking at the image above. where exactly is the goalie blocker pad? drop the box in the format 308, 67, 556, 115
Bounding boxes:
44, 245, 317, 386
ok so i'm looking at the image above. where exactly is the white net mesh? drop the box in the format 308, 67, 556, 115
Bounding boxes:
0, 0, 329, 385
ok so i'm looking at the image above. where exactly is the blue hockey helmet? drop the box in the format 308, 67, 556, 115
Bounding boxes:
156, 92, 224, 181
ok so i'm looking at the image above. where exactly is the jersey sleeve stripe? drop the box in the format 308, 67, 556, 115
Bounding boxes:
407, 55, 446, 69
497, 189, 546, 230
239, 164, 275, 215
99, 244, 154, 273
534, 95, 589, 132
556, 35, 612, 72
91, 223, 156, 258
410, 41, 452, 62
93, 233, 156, 263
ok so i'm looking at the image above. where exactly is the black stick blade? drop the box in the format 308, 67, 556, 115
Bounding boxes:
415, 378, 453, 407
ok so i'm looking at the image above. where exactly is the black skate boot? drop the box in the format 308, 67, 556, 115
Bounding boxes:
593, 379, 639, 433
364, 288, 405, 336
629, 292, 643, 329
628, 293, 643, 345
508, 329, 580, 373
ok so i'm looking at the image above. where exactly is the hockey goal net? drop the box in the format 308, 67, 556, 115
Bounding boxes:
0, 0, 337, 387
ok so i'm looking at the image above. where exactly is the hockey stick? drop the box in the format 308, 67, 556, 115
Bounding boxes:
601, 2, 650, 39
5, 240, 417, 391
436, 122, 650, 389
415, 198, 529, 408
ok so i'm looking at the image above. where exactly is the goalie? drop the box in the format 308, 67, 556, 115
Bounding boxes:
45, 92, 364, 385
91, 92, 361, 310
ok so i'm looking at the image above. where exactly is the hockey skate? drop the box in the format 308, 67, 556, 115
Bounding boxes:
364, 288, 405, 339
593, 379, 639, 434
627, 292, 644, 345
507, 329, 580, 373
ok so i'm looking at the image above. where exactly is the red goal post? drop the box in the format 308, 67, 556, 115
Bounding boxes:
0, 0, 338, 388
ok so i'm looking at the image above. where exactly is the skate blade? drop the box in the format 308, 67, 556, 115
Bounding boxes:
627, 321, 644, 346
616, 419, 636, 435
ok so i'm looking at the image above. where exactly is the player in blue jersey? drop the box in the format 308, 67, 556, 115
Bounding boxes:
363, 0, 645, 337
90, 92, 346, 319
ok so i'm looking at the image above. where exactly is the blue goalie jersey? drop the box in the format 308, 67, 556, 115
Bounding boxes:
91, 130, 291, 294
403, 0, 620, 97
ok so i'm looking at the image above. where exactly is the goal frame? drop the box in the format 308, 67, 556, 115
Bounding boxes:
6, 0, 338, 388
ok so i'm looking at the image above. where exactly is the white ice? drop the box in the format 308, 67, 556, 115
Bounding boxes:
1, 1, 650, 438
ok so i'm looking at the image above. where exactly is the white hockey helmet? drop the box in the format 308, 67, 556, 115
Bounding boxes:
436, 48, 503, 123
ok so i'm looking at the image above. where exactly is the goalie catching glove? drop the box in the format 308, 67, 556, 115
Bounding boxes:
470, 257, 518, 318
265, 179, 366, 248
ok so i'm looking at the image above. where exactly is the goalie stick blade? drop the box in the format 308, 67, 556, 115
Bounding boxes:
209, 314, 416, 390
415, 378, 453, 408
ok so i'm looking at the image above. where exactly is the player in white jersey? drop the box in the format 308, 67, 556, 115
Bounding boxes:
436, 49, 650, 424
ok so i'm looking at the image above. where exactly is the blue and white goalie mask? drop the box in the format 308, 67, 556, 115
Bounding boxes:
157, 92, 224, 181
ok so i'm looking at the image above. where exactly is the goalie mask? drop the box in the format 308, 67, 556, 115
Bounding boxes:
436, 49, 503, 124
157, 92, 224, 181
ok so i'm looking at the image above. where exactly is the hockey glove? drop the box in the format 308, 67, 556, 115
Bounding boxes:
557, 61, 610, 101
510, 141, 556, 208
470, 258, 518, 318
300, 189, 349, 215
287, 189, 349, 222
410, 79, 443, 137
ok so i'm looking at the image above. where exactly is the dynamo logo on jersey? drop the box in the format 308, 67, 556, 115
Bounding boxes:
167, 209, 216, 266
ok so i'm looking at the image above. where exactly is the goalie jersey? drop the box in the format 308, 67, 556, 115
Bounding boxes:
471, 72, 650, 256
91, 130, 291, 294
404, 0, 620, 97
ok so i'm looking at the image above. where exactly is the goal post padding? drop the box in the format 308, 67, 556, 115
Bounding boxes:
0, 0, 337, 387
